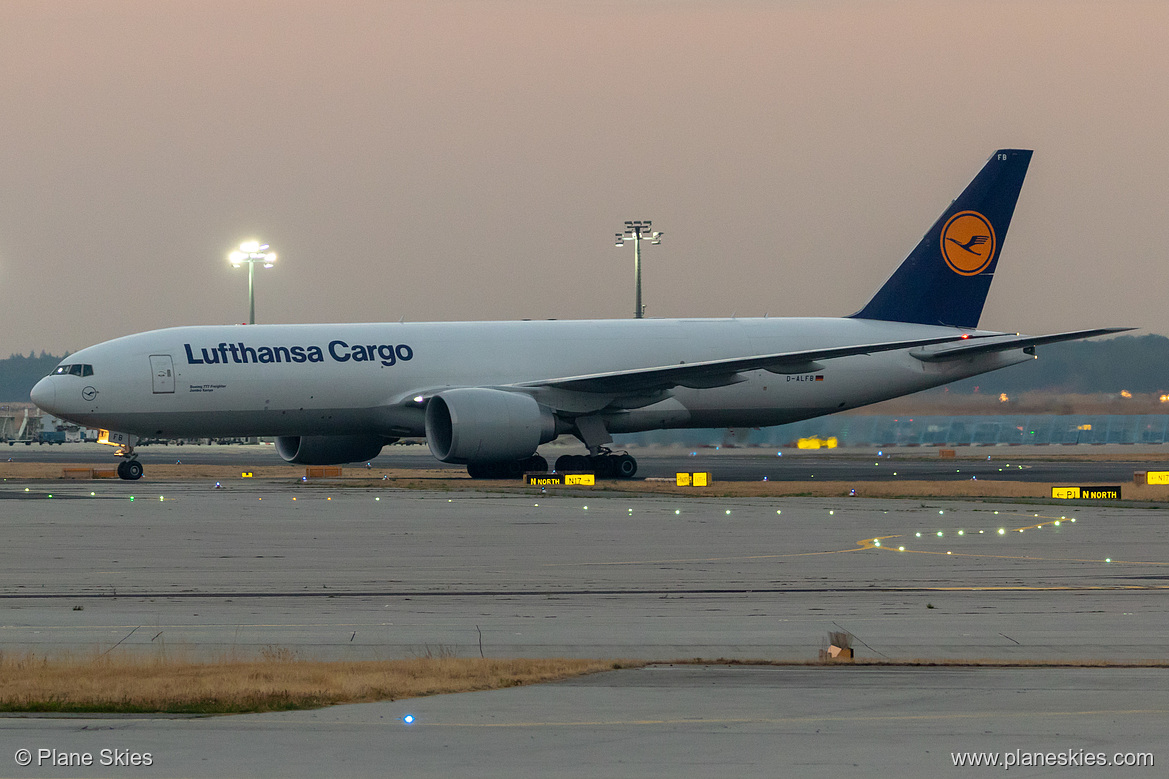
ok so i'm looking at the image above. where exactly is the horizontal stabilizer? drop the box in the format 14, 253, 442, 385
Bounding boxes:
909, 327, 1134, 362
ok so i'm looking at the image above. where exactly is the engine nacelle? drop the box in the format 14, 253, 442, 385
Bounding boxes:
425, 388, 556, 464
275, 434, 391, 465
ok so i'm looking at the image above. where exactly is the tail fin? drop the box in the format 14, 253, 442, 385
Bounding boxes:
851, 149, 1032, 328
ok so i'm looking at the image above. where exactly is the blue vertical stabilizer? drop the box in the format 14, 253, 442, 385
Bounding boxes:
851, 149, 1032, 328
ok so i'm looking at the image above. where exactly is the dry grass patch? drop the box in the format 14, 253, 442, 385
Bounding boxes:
0, 652, 630, 714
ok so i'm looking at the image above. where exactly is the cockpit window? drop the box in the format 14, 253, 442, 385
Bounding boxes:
52, 364, 93, 377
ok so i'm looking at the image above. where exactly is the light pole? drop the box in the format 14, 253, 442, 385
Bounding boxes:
228, 241, 276, 325
615, 220, 661, 318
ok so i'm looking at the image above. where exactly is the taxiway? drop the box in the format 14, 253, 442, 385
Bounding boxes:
1, 472, 1166, 776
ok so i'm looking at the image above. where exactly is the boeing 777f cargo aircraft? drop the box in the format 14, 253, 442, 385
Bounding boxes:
32, 150, 1126, 480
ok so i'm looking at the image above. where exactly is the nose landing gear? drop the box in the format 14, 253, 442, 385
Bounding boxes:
114, 442, 143, 481
98, 430, 144, 481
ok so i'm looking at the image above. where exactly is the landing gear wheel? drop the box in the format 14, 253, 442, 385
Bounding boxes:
523, 455, 548, 473
615, 454, 637, 478
116, 460, 143, 481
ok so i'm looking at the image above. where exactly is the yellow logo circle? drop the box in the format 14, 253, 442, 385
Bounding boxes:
940, 211, 996, 276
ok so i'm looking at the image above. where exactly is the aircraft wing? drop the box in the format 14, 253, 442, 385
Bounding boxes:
908, 327, 1134, 362
516, 333, 985, 395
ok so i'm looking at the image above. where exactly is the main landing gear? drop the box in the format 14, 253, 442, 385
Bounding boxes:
464, 451, 637, 480
557, 417, 636, 478
463, 418, 637, 480
555, 450, 637, 479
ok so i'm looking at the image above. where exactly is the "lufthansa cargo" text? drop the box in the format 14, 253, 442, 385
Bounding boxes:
183, 340, 414, 368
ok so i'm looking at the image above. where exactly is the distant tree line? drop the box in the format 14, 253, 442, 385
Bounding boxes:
939, 334, 1169, 396
1, 335, 1167, 402
0, 352, 66, 403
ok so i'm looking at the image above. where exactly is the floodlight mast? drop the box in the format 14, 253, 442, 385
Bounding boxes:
228, 240, 277, 325
614, 220, 662, 319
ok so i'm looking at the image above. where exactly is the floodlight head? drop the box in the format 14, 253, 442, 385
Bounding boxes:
240, 240, 261, 253
229, 250, 245, 266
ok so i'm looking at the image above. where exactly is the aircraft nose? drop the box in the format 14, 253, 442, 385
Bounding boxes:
30, 377, 56, 413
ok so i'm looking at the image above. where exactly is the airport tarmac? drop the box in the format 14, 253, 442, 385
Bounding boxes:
2, 481, 1168, 659
1, 479, 1166, 776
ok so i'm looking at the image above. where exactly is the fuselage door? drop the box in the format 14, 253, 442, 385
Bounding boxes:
149, 354, 176, 394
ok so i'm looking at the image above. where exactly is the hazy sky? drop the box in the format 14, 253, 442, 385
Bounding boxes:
2, 0, 1166, 356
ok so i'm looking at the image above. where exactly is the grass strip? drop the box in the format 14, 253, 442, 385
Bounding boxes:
0, 652, 632, 715
6, 460, 1169, 503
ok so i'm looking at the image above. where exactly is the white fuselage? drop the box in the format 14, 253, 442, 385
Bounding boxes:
31, 317, 1029, 440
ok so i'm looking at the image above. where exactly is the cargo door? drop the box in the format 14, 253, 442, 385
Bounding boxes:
149, 354, 175, 394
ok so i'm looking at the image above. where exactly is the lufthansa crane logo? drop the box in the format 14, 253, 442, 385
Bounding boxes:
940, 210, 996, 276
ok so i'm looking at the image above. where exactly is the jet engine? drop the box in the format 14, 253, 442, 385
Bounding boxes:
425, 388, 556, 464
275, 434, 391, 465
